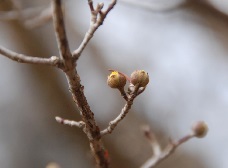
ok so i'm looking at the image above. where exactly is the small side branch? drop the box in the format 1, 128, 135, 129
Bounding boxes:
72, 0, 117, 60
0, 45, 61, 66
142, 126, 161, 157
118, 87, 128, 101
101, 84, 145, 136
55, 116, 85, 128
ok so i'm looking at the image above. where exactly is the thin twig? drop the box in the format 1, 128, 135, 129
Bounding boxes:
101, 84, 144, 136
55, 116, 85, 128
88, 0, 95, 11
72, 0, 117, 60
141, 129, 195, 168
141, 126, 161, 157
100, 99, 133, 136
0, 45, 61, 66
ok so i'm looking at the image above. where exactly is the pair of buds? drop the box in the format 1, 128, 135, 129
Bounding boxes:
107, 70, 149, 89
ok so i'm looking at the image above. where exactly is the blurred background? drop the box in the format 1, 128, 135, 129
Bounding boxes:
0, 0, 228, 168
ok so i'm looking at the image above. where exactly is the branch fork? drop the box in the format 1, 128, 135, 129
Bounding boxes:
72, 0, 117, 60
101, 82, 147, 136
140, 122, 208, 168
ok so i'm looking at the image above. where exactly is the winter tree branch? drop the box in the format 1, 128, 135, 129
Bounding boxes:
101, 83, 146, 136
51, 0, 117, 167
0, 45, 61, 66
55, 116, 85, 128
72, 0, 117, 61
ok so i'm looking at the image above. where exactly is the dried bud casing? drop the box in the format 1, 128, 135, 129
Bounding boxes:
130, 70, 149, 87
192, 121, 208, 138
107, 71, 126, 89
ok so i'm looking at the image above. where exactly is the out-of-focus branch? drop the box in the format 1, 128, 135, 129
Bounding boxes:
0, 7, 42, 21
141, 121, 208, 168
0, 45, 61, 66
142, 126, 161, 157
72, 0, 117, 60
55, 116, 85, 128
0, 0, 52, 29
24, 5, 52, 29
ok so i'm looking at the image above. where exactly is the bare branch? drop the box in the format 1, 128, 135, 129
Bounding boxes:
88, 0, 95, 12
52, 0, 72, 68
51, 1, 116, 166
100, 99, 133, 136
141, 126, 161, 157
141, 129, 195, 168
72, 0, 117, 60
0, 45, 61, 66
55, 116, 85, 128
118, 87, 128, 101
101, 84, 145, 136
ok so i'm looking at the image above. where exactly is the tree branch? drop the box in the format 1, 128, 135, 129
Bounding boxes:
55, 116, 85, 128
72, 0, 117, 60
100, 84, 145, 136
51, 0, 116, 167
0, 45, 61, 66
51, 0, 73, 70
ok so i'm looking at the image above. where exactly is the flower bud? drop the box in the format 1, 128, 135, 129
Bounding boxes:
191, 121, 208, 138
107, 71, 126, 89
130, 70, 149, 87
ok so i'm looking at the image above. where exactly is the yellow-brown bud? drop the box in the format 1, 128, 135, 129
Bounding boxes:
130, 70, 149, 87
107, 71, 126, 89
192, 121, 208, 138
